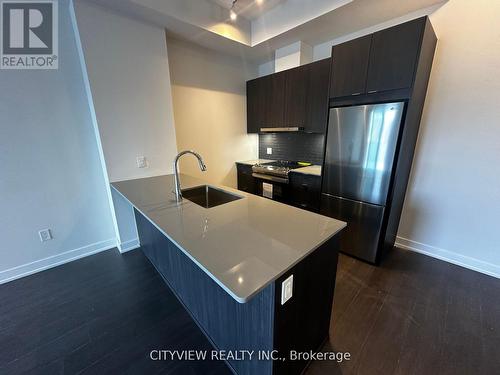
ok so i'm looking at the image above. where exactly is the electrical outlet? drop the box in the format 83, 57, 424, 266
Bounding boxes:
281, 274, 293, 305
39, 229, 53, 242
136, 156, 147, 168
266, 147, 272, 155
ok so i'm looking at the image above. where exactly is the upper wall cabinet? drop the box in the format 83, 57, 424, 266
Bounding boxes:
247, 72, 286, 133
284, 60, 331, 133
330, 17, 426, 99
305, 59, 331, 133
330, 35, 371, 97
247, 59, 330, 133
246, 78, 263, 134
366, 19, 423, 93
283, 65, 308, 129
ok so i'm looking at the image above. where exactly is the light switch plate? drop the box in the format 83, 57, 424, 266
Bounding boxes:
136, 156, 147, 168
266, 147, 272, 155
39, 229, 52, 242
281, 274, 293, 305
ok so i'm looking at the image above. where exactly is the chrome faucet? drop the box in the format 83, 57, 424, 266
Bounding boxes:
173, 150, 207, 202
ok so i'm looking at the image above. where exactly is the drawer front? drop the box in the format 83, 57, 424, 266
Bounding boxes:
289, 174, 321, 212
237, 165, 257, 194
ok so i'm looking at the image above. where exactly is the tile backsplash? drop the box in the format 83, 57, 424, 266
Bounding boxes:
258, 133, 325, 165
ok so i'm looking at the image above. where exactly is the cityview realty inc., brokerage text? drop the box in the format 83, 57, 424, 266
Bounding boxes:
150, 349, 352, 362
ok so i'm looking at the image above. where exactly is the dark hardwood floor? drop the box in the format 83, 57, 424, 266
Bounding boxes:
0, 249, 229, 375
1, 247, 498, 375
308, 250, 500, 375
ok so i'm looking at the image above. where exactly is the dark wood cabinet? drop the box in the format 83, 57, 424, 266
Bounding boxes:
289, 173, 321, 213
305, 59, 331, 133
265, 71, 287, 126
247, 72, 286, 133
283, 61, 330, 133
366, 18, 424, 93
136, 207, 340, 375
246, 79, 264, 133
330, 35, 372, 98
236, 164, 322, 212
236, 164, 257, 194
329, 17, 427, 100
247, 59, 330, 133
249, 18, 428, 130
283, 65, 308, 129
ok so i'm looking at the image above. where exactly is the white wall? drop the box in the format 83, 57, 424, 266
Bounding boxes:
258, 41, 314, 75
396, 0, 500, 277
74, 0, 178, 183
74, 0, 179, 251
167, 37, 258, 188
0, 0, 116, 283
258, 60, 275, 77
274, 41, 312, 72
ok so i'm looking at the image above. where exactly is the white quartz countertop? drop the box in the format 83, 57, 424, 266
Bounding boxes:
291, 165, 322, 176
236, 159, 274, 165
111, 174, 345, 303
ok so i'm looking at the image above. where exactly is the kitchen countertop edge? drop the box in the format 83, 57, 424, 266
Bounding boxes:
290, 165, 322, 176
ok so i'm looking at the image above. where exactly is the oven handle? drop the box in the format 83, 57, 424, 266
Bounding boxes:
252, 173, 289, 184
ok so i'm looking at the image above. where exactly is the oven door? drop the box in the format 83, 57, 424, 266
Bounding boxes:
252, 173, 289, 203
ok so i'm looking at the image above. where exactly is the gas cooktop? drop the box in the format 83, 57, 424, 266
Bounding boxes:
252, 160, 309, 180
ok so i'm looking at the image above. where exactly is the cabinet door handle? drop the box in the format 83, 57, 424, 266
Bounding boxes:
368, 90, 378, 94
351, 92, 362, 96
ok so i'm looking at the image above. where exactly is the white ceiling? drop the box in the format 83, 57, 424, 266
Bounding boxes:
85, 0, 447, 64
209, 0, 286, 20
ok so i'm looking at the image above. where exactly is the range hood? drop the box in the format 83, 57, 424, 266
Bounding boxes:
259, 127, 304, 133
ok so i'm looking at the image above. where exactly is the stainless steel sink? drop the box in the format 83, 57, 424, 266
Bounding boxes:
181, 185, 243, 208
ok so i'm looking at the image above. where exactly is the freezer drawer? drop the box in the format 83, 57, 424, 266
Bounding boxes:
320, 193, 385, 263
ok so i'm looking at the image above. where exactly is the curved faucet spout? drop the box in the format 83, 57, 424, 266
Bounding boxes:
173, 150, 207, 202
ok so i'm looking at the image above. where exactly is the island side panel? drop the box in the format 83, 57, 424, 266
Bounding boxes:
135, 209, 275, 375
272, 236, 340, 375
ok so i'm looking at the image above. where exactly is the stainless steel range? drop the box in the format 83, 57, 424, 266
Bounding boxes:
252, 161, 305, 184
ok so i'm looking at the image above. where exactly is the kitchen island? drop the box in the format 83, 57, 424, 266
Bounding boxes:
111, 174, 345, 375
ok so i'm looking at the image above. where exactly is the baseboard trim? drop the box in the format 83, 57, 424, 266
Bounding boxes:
118, 238, 140, 253
0, 239, 117, 285
395, 236, 500, 279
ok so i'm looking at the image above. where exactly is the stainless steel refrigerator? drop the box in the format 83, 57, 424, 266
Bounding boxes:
320, 102, 405, 263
